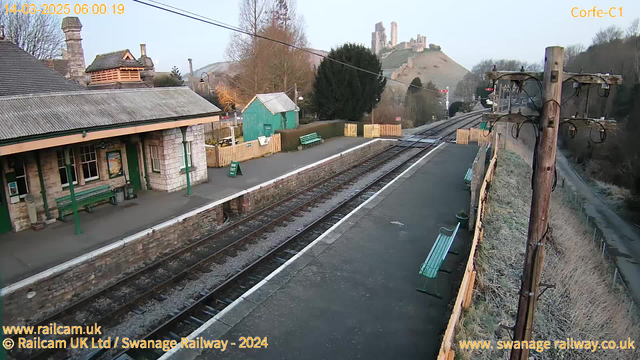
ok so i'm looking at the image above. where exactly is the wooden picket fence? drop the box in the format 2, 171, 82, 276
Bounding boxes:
456, 129, 470, 144
206, 133, 281, 167
364, 124, 401, 138
344, 123, 357, 137
437, 132, 499, 360
379, 124, 402, 136
457, 128, 491, 145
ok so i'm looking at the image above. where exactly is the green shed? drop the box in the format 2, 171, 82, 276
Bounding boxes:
242, 92, 299, 141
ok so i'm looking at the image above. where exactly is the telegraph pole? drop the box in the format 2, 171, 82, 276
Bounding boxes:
483, 49, 622, 360
510, 46, 564, 360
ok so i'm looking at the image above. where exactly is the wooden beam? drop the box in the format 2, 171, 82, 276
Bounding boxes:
482, 113, 618, 128
485, 71, 622, 85
563, 72, 622, 85
0, 116, 219, 156
485, 71, 543, 82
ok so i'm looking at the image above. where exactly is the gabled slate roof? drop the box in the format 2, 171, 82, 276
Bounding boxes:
242, 92, 298, 114
0, 87, 221, 142
85, 50, 144, 72
0, 40, 84, 96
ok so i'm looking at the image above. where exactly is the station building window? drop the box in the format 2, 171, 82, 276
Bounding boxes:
80, 145, 99, 181
14, 160, 28, 198
179, 142, 192, 168
150, 145, 161, 173
57, 149, 78, 187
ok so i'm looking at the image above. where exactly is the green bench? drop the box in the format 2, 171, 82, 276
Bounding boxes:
464, 165, 473, 189
55, 184, 116, 221
416, 222, 460, 298
299, 132, 323, 147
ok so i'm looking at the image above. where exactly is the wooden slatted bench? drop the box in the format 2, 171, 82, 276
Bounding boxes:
299, 132, 323, 148
55, 184, 116, 221
416, 222, 460, 298
464, 165, 473, 189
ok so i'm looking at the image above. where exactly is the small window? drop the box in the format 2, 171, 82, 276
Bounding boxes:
57, 149, 78, 187
14, 160, 28, 198
179, 142, 192, 168
80, 145, 99, 181
150, 145, 161, 173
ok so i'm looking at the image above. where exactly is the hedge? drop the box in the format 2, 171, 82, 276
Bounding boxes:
277, 120, 345, 151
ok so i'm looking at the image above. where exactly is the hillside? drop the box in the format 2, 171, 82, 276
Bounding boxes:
381, 49, 469, 92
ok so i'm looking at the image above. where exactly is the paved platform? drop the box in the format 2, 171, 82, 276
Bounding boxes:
171, 143, 479, 360
0, 137, 371, 286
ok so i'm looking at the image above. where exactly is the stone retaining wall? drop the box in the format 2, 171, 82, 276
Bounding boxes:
2, 204, 223, 325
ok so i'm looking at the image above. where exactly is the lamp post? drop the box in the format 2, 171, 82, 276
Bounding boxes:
199, 72, 211, 101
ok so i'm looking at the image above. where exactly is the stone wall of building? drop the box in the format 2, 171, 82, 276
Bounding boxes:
154, 125, 207, 192
2, 125, 208, 232
2, 139, 131, 231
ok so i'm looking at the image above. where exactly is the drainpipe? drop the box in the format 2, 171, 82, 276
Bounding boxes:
140, 134, 151, 190
180, 126, 192, 196
35, 150, 52, 220
64, 147, 82, 235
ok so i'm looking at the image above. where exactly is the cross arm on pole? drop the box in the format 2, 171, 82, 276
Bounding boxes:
485, 71, 622, 86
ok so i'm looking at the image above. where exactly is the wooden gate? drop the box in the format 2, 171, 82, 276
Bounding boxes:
364, 124, 380, 138
344, 123, 357, 137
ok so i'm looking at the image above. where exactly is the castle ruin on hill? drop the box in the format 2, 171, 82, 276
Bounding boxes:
371, 21, 428, 56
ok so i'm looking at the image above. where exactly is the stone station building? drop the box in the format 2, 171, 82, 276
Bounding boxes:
0, 36, 221, 234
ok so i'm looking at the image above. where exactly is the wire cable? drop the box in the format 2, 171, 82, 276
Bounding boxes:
132, 0, 443, 95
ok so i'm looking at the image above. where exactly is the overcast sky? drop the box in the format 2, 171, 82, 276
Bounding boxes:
62, 0, 639, 74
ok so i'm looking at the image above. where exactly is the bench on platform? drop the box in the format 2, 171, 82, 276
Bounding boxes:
299, 132, 323, 147
464, 165, 473, 189
55, 184, 116, 221
416, 222, 460, 298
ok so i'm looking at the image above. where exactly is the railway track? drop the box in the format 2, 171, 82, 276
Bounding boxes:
8, 112, 484, 360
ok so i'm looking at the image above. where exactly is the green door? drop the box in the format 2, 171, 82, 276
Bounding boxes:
125, 142, 142, 193
0, 172, 13, 234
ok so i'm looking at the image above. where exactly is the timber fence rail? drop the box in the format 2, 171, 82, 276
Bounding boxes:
437, 131, 499, 360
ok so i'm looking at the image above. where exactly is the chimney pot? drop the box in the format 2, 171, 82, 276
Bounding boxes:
140, 44, 147, 57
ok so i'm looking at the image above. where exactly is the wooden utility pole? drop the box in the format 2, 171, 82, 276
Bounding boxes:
510, 46, 564, 360
484, 53, 621, 360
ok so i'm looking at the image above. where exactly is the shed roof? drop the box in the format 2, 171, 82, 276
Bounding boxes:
242, 92, 298, 115
0, 40, 84, 96
0, 87, 221, 142
85, 50, 144, 72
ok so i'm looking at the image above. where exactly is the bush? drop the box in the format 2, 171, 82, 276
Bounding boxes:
277, 121, 345, 151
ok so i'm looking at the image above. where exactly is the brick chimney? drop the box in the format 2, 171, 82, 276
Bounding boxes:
61, 17, 86, 86
138, 43, 155, 86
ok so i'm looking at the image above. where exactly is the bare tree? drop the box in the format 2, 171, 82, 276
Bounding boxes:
226, 0, 271, 99
564, 43, 585, 68
0, 0, 64, 59
627, 18, 640, 38
454, 72, 481, 101
593, 25, 623, 45
226, 0, 312, 105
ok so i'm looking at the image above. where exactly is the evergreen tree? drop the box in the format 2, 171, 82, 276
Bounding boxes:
170, 66, 183, 82
312, 43, 386, 120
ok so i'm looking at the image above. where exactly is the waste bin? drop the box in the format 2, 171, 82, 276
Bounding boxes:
115, 187, 125, 203
25, 194, 37, 224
